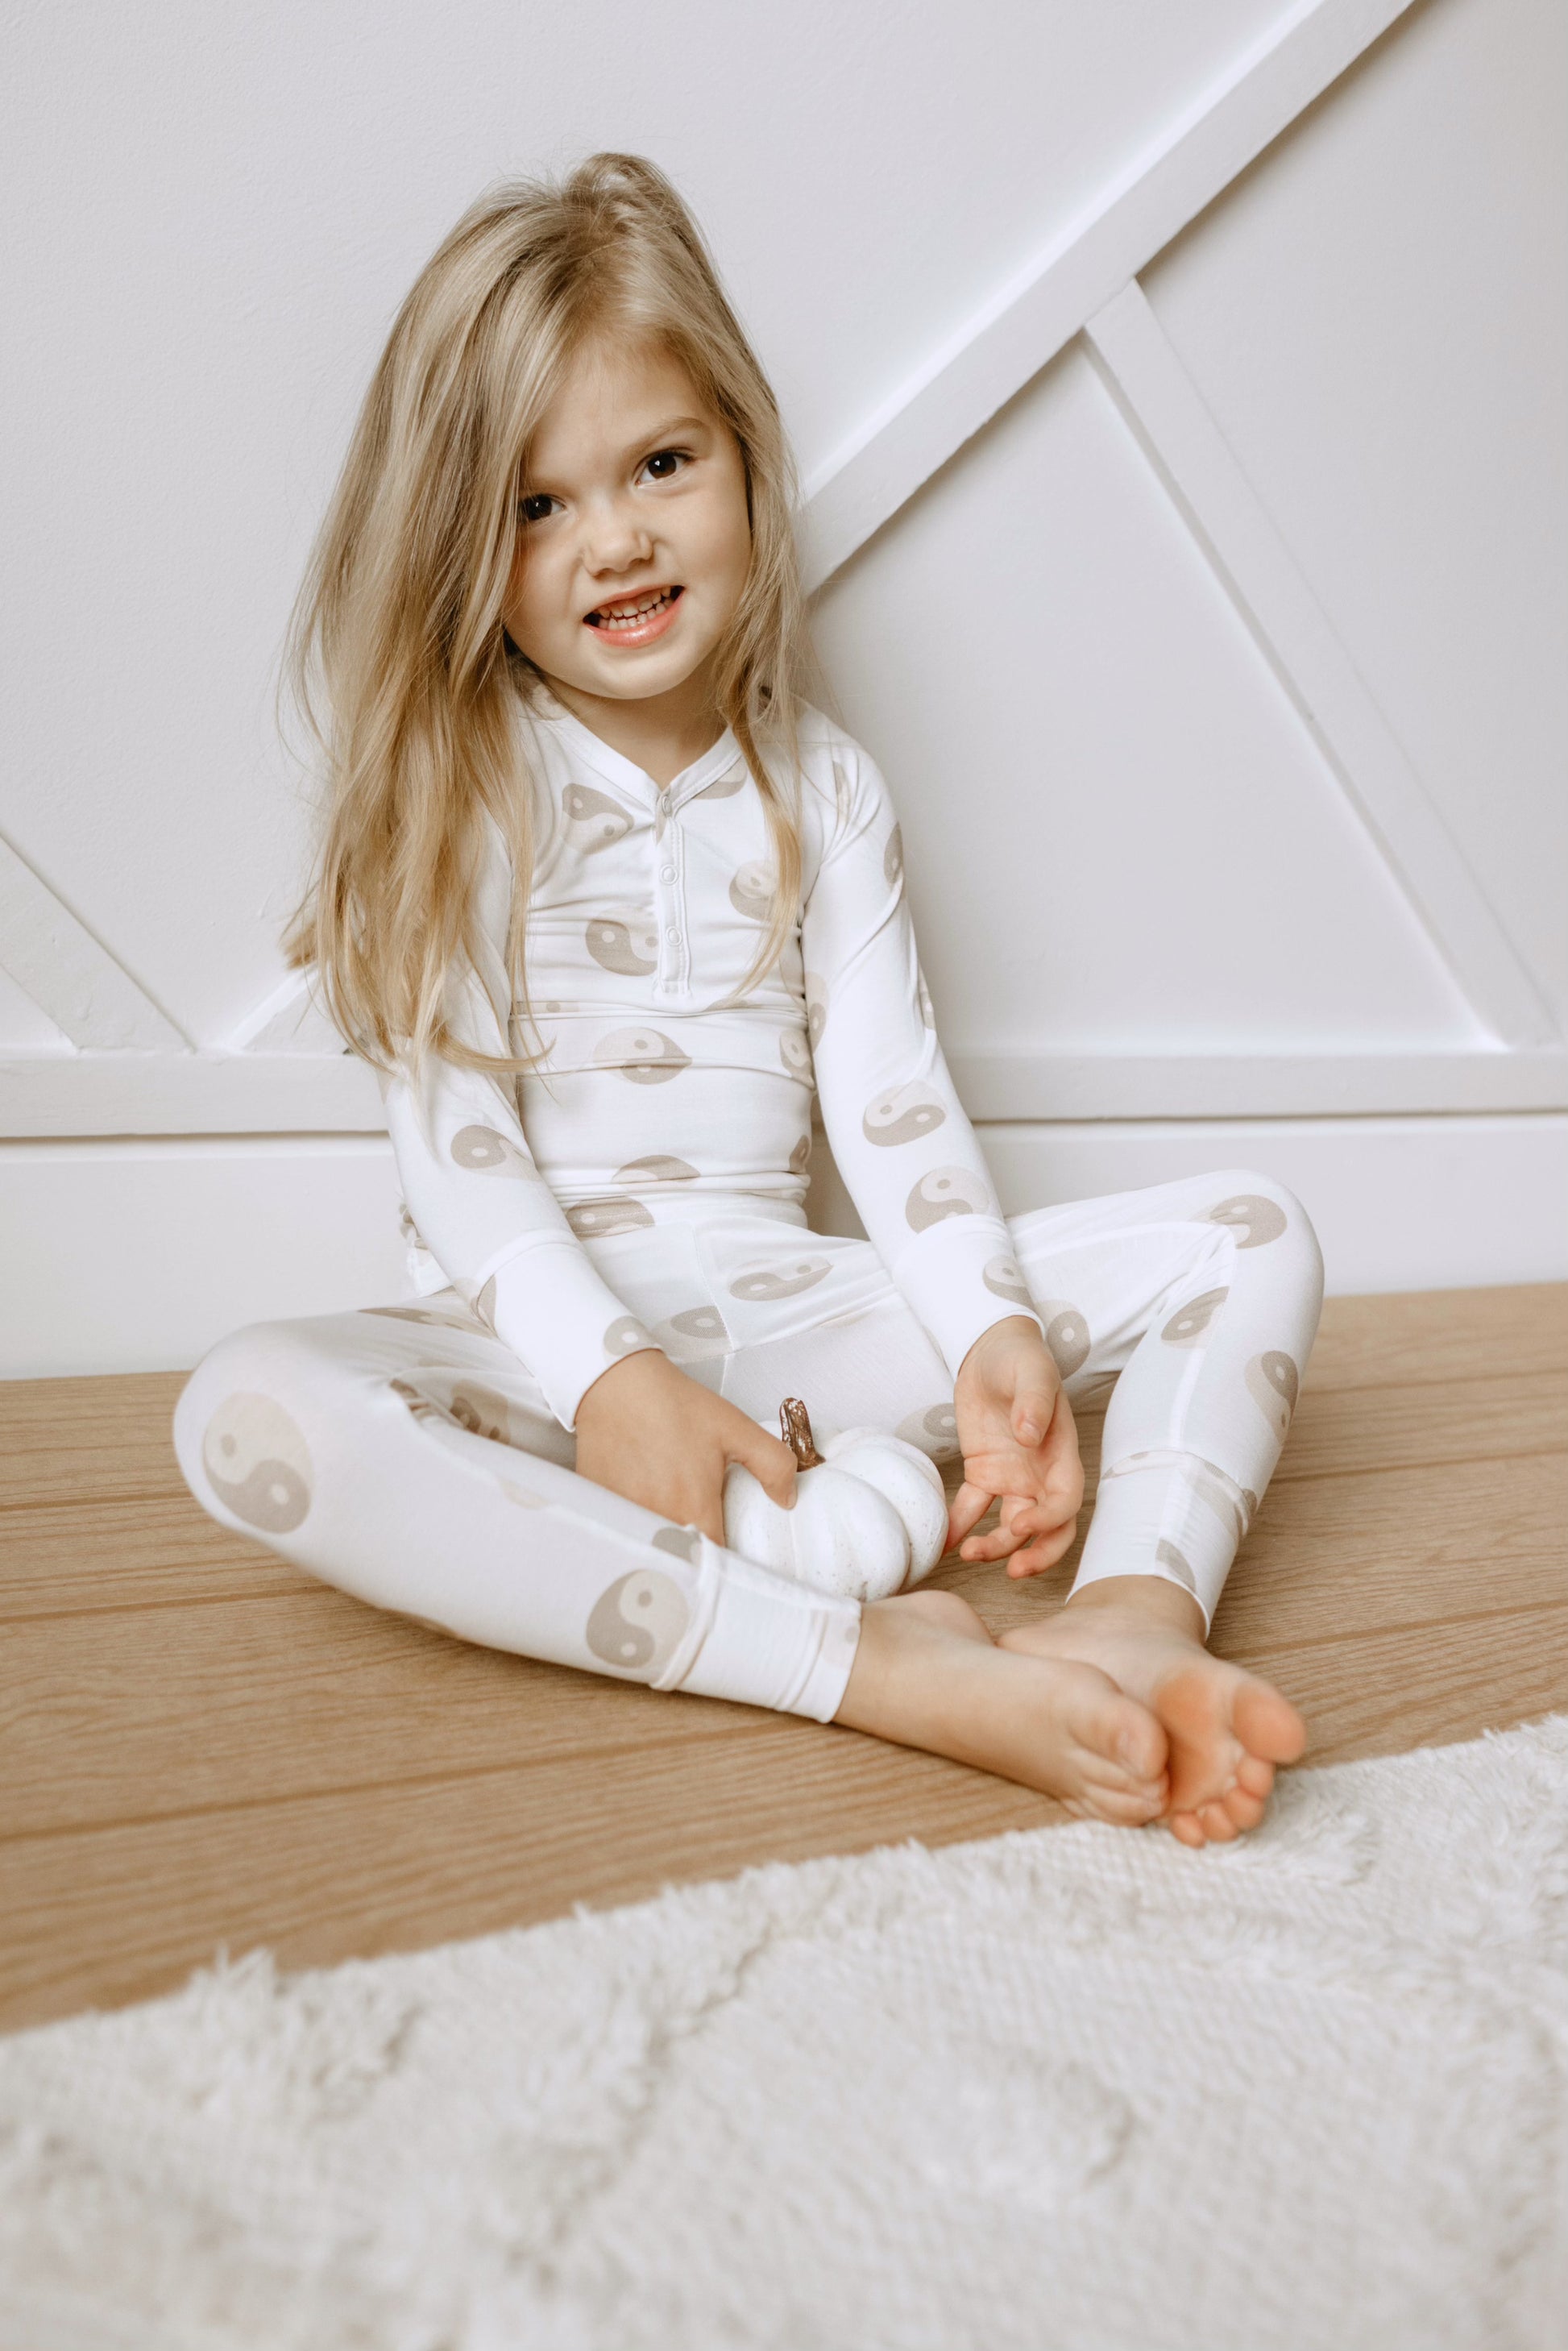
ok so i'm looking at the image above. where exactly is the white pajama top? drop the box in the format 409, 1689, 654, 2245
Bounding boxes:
381, 694, 1042, 1431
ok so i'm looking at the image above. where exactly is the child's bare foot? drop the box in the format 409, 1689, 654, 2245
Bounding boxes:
998, 1579, 1306, 1846
835, 1590, 1170, 1825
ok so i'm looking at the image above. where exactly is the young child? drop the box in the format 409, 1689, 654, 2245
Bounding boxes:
173, 154, 1323, 1846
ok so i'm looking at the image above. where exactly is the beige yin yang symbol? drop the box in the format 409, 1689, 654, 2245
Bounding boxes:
864, 1081, 946, 1148
884, 825, 904, 887
450, 1124, 534, 1176
982, 1255, 1034, 1310
664, 1302, 730, 1353
202, 1394, 313, 1534
789, 1132, 812, 1177
1247, 1350, 1300, 1438
898, 1399, 960, 1456
1037, 1301, 1091, 1379
694, 765, 745, 800
916, 969, 936, 1028
1155, 1539, 1198, 1594
586, 915, 659, 976
728, 861, 775, 920
584, 1569, 690, 1677
566, 1197, 655, 1239
906, 1165, 990, 1230
1161, 1288, 1230, 1348
445, 1384, 516, 1445
604, 1315, 656, 1356
593, 1027, 692, 1084
779, 1024, 812, 1078
805, 974, 829, 1049
651, 1524, 703, 1562
563, 781, 633, 854
614, 1154, 699, 1184
728, 1257, 831, 1302
1208, 1194, 1288, 1249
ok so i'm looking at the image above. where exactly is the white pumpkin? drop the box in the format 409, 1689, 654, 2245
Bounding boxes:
723, 1424, 950, 1604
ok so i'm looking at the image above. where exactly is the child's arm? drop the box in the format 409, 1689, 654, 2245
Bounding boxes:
800, 739, 1079, 1569
375, 818, 662, 1436
377, 825, 799, 1536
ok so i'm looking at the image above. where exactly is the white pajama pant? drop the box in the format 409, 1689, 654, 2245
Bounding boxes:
172, 1168, 1323, 1725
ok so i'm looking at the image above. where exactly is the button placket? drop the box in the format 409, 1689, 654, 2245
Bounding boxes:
655, 797, 688, 994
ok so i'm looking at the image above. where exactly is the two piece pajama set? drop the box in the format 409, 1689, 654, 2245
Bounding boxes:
175, 696, 1324, 1722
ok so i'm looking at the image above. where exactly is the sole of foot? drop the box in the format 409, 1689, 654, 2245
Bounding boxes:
836, 1592, 1171, 1824
998, 1594, 1306, 1846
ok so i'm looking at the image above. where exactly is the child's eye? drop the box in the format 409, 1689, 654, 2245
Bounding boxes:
518, 492, 559, 524
638, 449, 690, 484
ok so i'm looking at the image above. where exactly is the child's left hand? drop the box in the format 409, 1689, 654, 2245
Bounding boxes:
948, 1315, 1085, 1576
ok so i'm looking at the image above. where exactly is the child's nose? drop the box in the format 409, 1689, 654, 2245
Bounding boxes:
583, 496, 653, 575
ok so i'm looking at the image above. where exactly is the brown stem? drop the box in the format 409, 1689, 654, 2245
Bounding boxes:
779, 1398, 823, 1470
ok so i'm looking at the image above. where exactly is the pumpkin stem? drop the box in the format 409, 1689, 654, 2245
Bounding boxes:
778, 1398, 823, 1470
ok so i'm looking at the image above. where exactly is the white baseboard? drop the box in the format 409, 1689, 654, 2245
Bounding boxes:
0, 1137, 409, 1381
2, 1114, 1563, 1381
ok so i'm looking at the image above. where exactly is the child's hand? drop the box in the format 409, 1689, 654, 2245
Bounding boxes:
948, 1315, 1085, 1576
574, 1348, 799, 1547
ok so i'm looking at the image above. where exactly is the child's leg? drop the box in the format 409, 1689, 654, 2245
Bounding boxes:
172, 1289, 1168, 1818
997, 1166, 1324, 1842
172, 1295, 858, 1720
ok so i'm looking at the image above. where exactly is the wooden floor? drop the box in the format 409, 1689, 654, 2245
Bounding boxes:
2, 1284, 1565, 2034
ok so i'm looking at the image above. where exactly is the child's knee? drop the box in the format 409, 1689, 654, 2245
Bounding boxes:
172, 1316, 343, 1532
1202, 1168, 1325, 1327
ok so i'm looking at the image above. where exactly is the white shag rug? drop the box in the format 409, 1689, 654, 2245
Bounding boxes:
3, 1721, 1566, 2351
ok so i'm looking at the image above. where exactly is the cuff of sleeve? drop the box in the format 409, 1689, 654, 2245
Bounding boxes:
890, 1217, 1043, 1381
478, 1236, 663, 1431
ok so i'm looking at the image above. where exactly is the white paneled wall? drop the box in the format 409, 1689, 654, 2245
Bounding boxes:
2, 0, 1563, 1376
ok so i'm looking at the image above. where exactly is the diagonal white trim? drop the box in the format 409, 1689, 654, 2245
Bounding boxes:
1082, 281, 1558, 1049
799, 0, 1416, 592
0, 833, 190, 1051
224, 967, 346, 1055
1, 1046, 1562, 1138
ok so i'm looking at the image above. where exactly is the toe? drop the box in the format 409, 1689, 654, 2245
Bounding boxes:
1234, 1678, 1307, 1765
1197, 1801, 1238, 1842
1076, 1784, 1166, 1826
1236, 1753, 1276, 1800
1219, 1785, 1268, 1832
1112, 1705, 1168, 1784
1167, 1810, 1207, 1847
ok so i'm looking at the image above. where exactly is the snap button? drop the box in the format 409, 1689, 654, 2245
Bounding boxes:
660, 864, 676, 883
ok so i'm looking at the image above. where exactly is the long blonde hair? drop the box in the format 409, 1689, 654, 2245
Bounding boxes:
282, 152, 811, 1078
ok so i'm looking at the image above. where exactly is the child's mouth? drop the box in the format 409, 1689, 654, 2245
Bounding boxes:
584, 585, 684, 645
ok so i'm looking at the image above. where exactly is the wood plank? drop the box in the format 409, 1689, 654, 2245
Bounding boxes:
1222, 1606, 1568, 1767
0, 1727, 1057, 2032
1303, 1282, 1568, 1389
1271, 1371, 1567, 1483
0, 1370, 188, 1508
0, 1495, 301, 1620
2, 1587, 773, 1838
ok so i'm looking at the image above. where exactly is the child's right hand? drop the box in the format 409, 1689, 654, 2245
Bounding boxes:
573, 1348, 799, 1547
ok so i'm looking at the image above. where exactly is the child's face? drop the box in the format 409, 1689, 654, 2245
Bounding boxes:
504, 334, 752, 717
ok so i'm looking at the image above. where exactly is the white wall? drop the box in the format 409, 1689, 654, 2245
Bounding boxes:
2, 0, 1563, 1377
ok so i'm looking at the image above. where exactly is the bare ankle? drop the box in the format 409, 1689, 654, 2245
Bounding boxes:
1064, 1576, 1207, 1643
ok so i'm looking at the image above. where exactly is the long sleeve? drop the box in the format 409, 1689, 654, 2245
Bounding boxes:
800, 741, 1043, 1380
380, 819, 662, 1432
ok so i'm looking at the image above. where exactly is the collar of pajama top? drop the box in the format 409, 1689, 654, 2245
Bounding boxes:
378, 692, 1043, 1431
